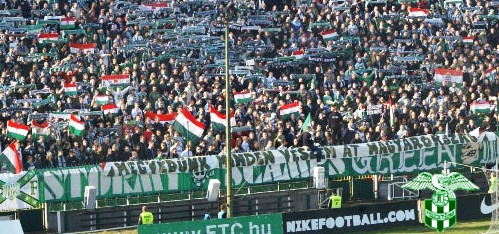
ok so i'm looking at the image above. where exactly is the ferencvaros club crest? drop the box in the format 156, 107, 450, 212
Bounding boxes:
402, 172, 479, 232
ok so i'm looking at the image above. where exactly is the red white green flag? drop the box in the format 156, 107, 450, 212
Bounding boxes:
234, 91, 251, 104
408, 7, 429, 17
462, 36, 474, 45
144, 111, 177, 125
0, 141, 22, 174
471, 101, 492, 114
7, 120, 29, 140
172, 107, 205, 144
484, 68, 496, 80
209, 105, 236, 131
38, 33, 59, 42
94, 95, 110, 106
69, 42, 96, 54
434, 68, 463, 86
31, 120, 50, 141
63, 83, 77, 96
60, 17, 76, 30
101, 74, 130, 87
279, 102, 300, 120
101, 103, 119, 115
321, 29, 338, 41
292, 50, 305, 60
68, 114, 85, 136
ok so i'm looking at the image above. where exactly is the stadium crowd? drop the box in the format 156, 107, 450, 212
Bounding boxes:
0, 0, 496, 171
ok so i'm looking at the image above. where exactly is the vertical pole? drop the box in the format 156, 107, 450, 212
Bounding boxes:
225, 22, 233, 218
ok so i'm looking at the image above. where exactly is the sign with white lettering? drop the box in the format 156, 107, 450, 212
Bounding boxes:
138, 213, 282, 234
282, 200, 418, 233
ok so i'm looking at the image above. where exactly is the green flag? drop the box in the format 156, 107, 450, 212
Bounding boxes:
302, 113, 311, 132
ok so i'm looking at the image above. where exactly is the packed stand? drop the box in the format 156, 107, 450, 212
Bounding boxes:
0, 0, 496, 172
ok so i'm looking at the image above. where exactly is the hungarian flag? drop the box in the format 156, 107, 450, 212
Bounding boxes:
38, 33, 59, 42
140, 2, 169, 12
63, 83, 77, 96
434, 68, 463, 86
144, 111, 177, 125
462, 36, 473, 45
94, 95, 110, 106
31, 120, 50, 141
292, 50, 305, 60
234, 91, 251, 104
7, 120, 29, 140
60, 17, 76, 30
471, 101, 492, 114
484, 68, 496, 80
101, 74, 130, 87
101, 103, 119, 115
321, 29, 338, 41
69, 42, 96, 54
172, 107, 205, 145
68, 114, 85, 136
408, 7, 429, 17
279, 102, 300, 120
209, 105, 236, 131
0, 141, 22, 174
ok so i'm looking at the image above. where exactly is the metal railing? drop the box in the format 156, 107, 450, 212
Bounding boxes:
387, 180, 419, 200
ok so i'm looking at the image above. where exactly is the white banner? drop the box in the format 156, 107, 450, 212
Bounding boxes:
0, 170, 39, 211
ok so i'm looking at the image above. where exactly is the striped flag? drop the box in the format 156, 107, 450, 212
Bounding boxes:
408, 7, 429, 17
320, 29, 338, 41
471, 101, 492, 114
279, 102, 300, 120
68, 114, 84, 136
209, 105, 236, 131
101, 103, 119, 115
234, 91, 251, 104
60, 17, 76, 30
101, 74, 130, 87
0, 141, 22, 174
38, 33, 59, 42
172, 107, 205, 145
140, 2, 169, 12
7, 120, 29, 140
484, 68, 496, 80
434, 68, 463, 86
144, 112, 177, 125
462, 36, 473, 45
69, 42, 96, 54
94, 95, 110, 106
63, 83, 77, 96
292, 50, 305, 60
31, 120, 50, 141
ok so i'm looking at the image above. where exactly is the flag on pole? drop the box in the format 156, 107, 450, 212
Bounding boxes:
462, 36, 474, 45
0, 141, 22, 174
301, 113, 311, 132
233, 91, 252, 104
94, 95, 110, 106
31, 120, 50, 141
7, 120, 29, 140
471, 101, 492, 114
63, 83, 77, 96
68, 114, 85, 136
434, 68, 463, 86
209, 105, 236, 131
101, 103, 119, 115
172, 107, 205, 145
320, 29, 338, 41
38, 33, 59, 42
69, 42, 96, 54
279, 102, 300, 120
408, 7, 429, 17
292, 50, 305, 60
144, 111, 177, 125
